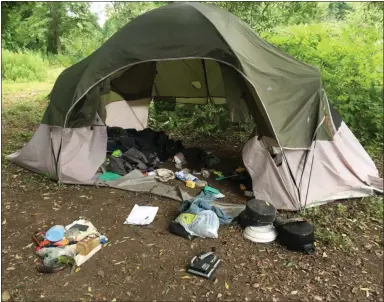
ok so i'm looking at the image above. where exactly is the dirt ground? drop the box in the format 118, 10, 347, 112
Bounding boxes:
1, 135, 383, 302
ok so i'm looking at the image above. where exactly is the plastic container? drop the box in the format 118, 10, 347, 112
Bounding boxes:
76, 236, 100, 256
238, 199, 276, 228
201, 170, 210, 178
243, 225, 277, 243
45, 225, 65, 242
275, 219, 315, 253
195, 180, 208, 188
185, 180, 196, 188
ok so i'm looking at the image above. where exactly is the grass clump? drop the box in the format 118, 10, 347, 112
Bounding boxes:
2, 49, 49, 82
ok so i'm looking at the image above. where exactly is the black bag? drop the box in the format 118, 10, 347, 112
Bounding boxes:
275, 218, 315, 254
169, 222, 193, 240
105, 156, 131, 175
238, 199, 276, 228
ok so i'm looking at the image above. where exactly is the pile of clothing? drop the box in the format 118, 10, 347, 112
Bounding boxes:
104, 127, 184, 175
174, 147, 220, 170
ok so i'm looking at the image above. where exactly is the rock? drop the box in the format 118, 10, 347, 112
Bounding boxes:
97, 270, 105, 278
2, 291, 10, 302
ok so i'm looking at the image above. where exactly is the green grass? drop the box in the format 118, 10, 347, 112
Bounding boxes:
2, 49, 66, 82
300, 197, 383, 250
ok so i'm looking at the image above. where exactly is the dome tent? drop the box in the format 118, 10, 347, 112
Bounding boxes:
8, 2, 381, 210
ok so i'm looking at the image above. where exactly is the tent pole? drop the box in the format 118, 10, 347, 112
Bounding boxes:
303, 139, 318, 211
201, 59, 211, 103
281, 151, 302, 211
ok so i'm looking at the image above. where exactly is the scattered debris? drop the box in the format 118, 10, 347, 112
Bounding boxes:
32, 219, 107, 273
181, 276, 192, 279
97, 270, 105, 278
187, 252, 220, 279
123, 204, 159, 225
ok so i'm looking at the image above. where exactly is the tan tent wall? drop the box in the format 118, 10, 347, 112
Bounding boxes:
105, 99, 151, 130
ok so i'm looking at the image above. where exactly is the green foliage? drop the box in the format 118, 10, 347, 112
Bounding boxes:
211, 2, 327, 33
1, 49, 71, 82
102, 2, 166, 40
2, 49, 49, 82
263, 21, 383, 157
1, 2, 100, 57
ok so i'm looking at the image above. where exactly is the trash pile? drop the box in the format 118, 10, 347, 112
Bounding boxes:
101, 127, 184, 178
169, 190, 232, 239
33, 219, 108, 273
27, 127, 317, 282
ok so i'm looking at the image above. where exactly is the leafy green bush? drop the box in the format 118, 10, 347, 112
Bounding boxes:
46, 54, 73, 68
148, 101, 255, 139
2, 49, 49, 82
263, 22, 383, 158
2, 49, 71, 82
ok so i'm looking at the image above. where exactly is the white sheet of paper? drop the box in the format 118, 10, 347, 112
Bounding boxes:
124, 204, 159, 225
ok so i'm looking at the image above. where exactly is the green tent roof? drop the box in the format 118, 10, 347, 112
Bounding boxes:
43, 2, 335, 148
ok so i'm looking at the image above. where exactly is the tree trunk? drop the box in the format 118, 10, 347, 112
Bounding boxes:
56, 28, 62, 54
48, 3, 61, 54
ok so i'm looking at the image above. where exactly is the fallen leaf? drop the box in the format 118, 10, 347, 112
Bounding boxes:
111, 299, 116, 302
2, 291, 10, 302
291, 291, 298, 295
88, 287, 92, 292
125, 291, 132, 297
286, 261, 296, 268
75, 267, 81, 273
252, 283, 260, 288
225, 282, 229, 290
217, 293, 222, 298
2, 220, 6, 225
6, 267, 15, 271
314, 296, 322, 301
214, 278, 218, 284
322, 252, 328, 258
63, 282, 69, 287
181, 276, 191, 279
114, 261, 125, 265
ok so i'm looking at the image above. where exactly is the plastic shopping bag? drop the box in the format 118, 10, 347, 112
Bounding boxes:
175, 210, 219, 239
